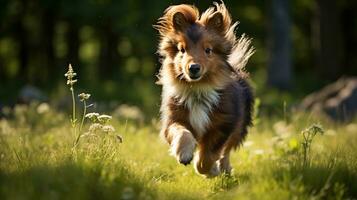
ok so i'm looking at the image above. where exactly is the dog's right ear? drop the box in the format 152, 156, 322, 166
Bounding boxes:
172, 12, 189, 32
154, 5, 199, 35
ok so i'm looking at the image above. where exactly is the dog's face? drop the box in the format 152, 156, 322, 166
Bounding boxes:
155, 4, 236, 85
172, 13, 227, 82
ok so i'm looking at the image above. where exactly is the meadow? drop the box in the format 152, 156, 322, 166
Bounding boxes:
1, 0, 357, 199
0, 100, 356, 200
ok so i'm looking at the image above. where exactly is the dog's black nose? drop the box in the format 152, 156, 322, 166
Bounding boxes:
189, 64, 201, 78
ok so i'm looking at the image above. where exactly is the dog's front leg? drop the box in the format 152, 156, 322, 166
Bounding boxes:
166, 123, 196, 165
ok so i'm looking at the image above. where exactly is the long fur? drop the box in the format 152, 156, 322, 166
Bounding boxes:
155, 1, 255, 177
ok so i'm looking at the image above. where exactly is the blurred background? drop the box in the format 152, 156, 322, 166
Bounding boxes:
0, 0, 356, 119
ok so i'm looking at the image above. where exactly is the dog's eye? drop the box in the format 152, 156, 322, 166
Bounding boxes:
205, 48, 212, 55
180, 48, 185, 53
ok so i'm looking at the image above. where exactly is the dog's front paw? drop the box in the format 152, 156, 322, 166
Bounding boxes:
170, 131, 196, 165
178, 149, 194, 165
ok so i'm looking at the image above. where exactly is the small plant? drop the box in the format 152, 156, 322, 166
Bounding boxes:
300, 123, 324, 167
252, 98, 261, 126
64, 64, 78, 143
64, 64, 122, 150
73, 92, 91, 147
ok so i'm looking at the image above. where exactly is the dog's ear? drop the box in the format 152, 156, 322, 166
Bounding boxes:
155, 5, 198, 35
172, 12, 189, 32
206, 12, 224, 32
201, 2, 232, 35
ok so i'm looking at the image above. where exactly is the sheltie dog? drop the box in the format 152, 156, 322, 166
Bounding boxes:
154, 2, 255, 177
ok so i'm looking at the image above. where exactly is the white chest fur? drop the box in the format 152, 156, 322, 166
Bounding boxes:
177, 87, 220, 136
163, 83, 221, 136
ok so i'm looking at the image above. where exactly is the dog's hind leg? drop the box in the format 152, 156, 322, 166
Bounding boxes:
218, 128, 246, 175
217, 151, 232, 175
194, 144, 221, 177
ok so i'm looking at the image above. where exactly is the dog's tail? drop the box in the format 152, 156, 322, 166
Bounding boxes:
228, 33, 255, 75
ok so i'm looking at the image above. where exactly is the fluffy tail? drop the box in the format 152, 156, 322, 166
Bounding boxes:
228, 34, 255, 74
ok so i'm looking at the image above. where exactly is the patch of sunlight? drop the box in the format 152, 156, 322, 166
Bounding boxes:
113, 104, 144, 122
36, 103, 50, 114
325, 129, 337, 136
80, 26, 95, 41
134, 79, 159, 110
79, 26, 99, 62
118, 38, 132, 57
273, 121, 294, 136
54, 22, 68, 59
0, 119, 14, 135
125, 57, 140, 73
6, 59, 19, 77
79, 40, 100, 62
242, 5, 262, 22
346, 123, 357, 133
243, 140, 254, 147
253, 149, 265, 155
103, 80, 116, 96
0, 38, 16, 55
141, 57, 155, 76
0, 38, 19, 77
289, 138, 299, 149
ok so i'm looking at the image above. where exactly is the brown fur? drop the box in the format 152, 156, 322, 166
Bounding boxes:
155, 2, 255, 177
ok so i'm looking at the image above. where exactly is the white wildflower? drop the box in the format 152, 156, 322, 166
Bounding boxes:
101, 125, 115, 133
85, 112, 100, 122
98, 114, 112, 123
88, 123, 102, 133
78, 93, 91, 102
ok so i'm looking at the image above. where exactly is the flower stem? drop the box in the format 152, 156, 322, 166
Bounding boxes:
80, 100, 87, 133
73, 100, 87, 148
70, 86, 78, 149
70, 87, 76, 124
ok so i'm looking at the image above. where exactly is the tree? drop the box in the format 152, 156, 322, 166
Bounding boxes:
267, 0, 292, 90
312, 0, 343, 81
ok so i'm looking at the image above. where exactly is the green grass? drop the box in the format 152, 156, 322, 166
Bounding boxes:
0, 103, 357, 200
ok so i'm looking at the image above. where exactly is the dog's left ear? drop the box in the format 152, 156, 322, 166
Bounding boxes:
206, 12, 224, 32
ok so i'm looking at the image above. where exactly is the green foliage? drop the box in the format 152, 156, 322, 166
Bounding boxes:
1, 0, 357, 112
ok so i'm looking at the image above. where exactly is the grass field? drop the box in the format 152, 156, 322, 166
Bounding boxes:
0, 103, 357, 200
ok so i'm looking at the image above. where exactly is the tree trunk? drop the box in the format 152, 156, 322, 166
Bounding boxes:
42, 10, 55, 85
312, 0, 343, 81
267, 0, 292, 90
98, 21, 119, 80
14, 0, 29, 84
17, 24, 29, 83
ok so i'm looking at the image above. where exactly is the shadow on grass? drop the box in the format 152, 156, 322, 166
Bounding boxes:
0, 160, 157, 200
0, 160, 224, 200
272, 163, 357, 199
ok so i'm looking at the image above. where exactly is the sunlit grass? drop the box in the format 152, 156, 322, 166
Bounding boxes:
0, 102, 356, 199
